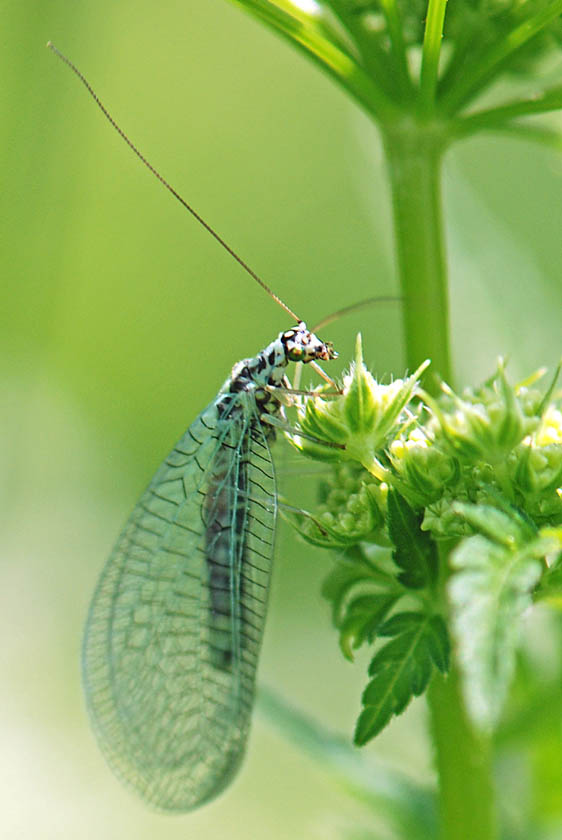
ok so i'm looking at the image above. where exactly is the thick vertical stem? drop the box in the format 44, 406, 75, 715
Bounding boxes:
383, 130, 496, 838
427, 542, 497, 839
428, 669, 497, 840
383, 122, 451, 393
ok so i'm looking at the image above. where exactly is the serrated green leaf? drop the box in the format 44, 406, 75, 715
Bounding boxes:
377, 611, 425, 637
450, 534, 543, 729
322, 557, 394, 626
424, 615, 450, 673
387, 490, 438, 589
339, 593, 399, 660
452, 499, 537, 547
535, 552, 562, 603
355, 698, 396, 746
322, 562, 365, 625
354, 611, 449, 745
525, 528, 562, 604
322, 557, 401, 659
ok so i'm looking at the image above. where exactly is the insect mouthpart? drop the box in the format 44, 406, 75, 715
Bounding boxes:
320, 341, 338, 361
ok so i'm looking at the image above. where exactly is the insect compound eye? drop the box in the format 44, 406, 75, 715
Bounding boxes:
288, 346, 304, 361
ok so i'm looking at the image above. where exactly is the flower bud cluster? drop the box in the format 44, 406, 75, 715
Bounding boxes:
290, 341, 561, 548
290, 462, 386, 549
509, 404, 562, 524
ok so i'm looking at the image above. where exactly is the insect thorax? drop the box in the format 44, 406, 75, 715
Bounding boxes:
215, 322, 337, 422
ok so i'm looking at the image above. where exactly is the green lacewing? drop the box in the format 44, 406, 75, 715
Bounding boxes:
48, 43, 337, 811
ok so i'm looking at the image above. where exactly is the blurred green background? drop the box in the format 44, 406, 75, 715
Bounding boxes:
2, 1, 562, 838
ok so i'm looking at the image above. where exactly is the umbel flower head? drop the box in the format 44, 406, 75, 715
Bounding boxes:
290, 345, 562, 550
422, 359, 532, 464
421, 361, 562, 536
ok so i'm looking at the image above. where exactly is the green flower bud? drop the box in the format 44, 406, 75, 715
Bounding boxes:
389, 428, 459, 505
426, 360, 530, 465
536, 405, 562, 446
514, 439, 562, 495
289, 462, 386, 548
422, 491, 474, 539
510, 405, 562, 524
292, 483, 385, 548
292, 334, 429, 477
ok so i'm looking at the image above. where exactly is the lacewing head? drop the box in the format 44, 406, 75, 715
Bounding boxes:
281, 321, 338, 364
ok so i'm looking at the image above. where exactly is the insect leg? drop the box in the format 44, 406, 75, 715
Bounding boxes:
265, 385, 341, 400
259, 414, 345, 450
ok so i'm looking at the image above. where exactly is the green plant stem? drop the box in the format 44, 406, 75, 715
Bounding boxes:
428, 668, 497, 840
379, 0, 412, 99
383, 120, 451, 394
426, 541, 497, 840
384, 124, 496, 836
419, 0, 449, 115
329, 0, 397, 96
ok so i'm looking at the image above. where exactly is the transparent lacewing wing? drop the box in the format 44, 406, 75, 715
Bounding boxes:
82, 323, 337, 811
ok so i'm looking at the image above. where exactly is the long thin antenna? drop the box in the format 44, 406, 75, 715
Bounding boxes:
293, 295, 403, 391
47, 41, 301, 323
312, 295, 403, 332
